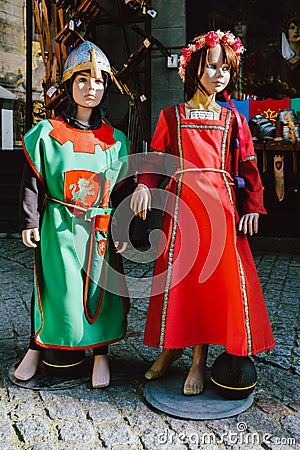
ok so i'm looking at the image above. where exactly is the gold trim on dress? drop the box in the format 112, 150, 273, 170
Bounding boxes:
182, 123, 225, 131
221, 110, 252, 354
159, 105, 184, 348
237, 252, 252, 354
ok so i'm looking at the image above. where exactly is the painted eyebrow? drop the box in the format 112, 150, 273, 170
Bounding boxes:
76, 72, 104, 81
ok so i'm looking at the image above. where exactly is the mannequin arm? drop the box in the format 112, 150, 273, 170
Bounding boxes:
22, 228, 40, 248
238, 213, 259, 236
130, 183, 152, 220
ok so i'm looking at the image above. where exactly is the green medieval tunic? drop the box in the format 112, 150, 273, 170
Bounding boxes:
22, 117, 132, 350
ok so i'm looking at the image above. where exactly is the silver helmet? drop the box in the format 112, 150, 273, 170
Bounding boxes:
62, 41, 111, 83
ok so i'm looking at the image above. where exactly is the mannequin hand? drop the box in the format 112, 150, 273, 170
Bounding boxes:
130, 184, 151, 220
22, 228, 40, 248
114, 241, 128, 254
238, 213, 259, 236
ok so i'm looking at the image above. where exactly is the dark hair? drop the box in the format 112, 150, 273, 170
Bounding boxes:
184, 41, 239, 101
285, 16, 300, 35
61, 70, 112, 130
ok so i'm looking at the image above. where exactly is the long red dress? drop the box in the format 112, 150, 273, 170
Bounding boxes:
139, 104, 275, 356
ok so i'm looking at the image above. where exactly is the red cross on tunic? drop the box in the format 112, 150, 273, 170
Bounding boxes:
49, 117, 116, 153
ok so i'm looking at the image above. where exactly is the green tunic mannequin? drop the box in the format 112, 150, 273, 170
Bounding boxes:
14, 41, 132, 388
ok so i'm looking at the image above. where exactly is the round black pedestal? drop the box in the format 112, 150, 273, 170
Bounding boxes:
8, 358, 91, 390
144, 368, 254, 419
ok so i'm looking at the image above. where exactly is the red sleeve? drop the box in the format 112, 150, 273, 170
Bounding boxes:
137, 107, 175, 188
237, 115, 267, 215
137, 153, 166, 188
150, 109, 171, 152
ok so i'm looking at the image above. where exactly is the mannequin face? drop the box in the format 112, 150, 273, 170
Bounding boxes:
288, 21, 300, 44
199, 45, 230, 95
72, 71, 105, 108
233, 21, 247, 41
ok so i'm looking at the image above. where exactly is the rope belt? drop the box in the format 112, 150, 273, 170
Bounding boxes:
46, 194, 88, 212
45, 194, 114, 220
169, 167, 234, 186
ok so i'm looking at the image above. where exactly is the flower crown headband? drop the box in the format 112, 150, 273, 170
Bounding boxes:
178, 30, 246, 81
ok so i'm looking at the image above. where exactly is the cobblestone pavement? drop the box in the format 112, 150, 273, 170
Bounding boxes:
0, 236, 299, 449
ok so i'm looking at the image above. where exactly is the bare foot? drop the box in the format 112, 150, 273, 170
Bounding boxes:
92, 355, 110, 388
14, 349, 41, 381
145, 348, 182, 380
183, 344, 208, 395
183, 364, 206, 395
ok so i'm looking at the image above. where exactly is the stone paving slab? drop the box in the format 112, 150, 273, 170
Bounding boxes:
0, 237, 299, 449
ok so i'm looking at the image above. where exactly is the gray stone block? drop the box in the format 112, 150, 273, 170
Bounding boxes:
0, 419, 13, 441
98, 422, 139, 447
57, 420, 95, 442
15, 417, 49, 442
281, 415, 300, 439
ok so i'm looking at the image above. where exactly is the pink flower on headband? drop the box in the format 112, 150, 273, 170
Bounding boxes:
232, 37, 244, 53
205, 31, 220, 47
178, 29, 246, 81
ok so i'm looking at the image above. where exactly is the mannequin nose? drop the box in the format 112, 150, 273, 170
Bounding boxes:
216, 66, 228, 77
89, 79, 97, 91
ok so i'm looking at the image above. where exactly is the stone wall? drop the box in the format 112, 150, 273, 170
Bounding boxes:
0, 0, 26, 95
150, 0, 186, 132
